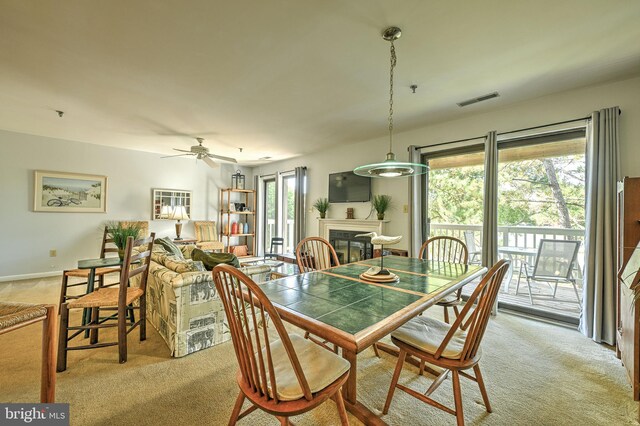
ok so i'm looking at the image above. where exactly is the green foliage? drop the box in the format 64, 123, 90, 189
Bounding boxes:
313, 198, 330, 214
428, 155, 585, 229
105, 221, 142, 249
372, 195, 392, 214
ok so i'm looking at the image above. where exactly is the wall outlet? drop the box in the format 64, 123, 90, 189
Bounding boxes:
403, 204, 409, 213
49, 249, 57, 257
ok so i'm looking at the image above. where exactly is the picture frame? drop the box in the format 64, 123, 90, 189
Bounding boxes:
34, 170, 107, 213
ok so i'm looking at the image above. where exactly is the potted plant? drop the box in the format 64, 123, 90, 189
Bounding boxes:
106, 221, 142, 259
372, 195, 392, 220
313, 198, 330, 219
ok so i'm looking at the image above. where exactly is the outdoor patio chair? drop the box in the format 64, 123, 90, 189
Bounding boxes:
264, 237, 284, 259
515, 239, 581, 305
463, 231, 482, 265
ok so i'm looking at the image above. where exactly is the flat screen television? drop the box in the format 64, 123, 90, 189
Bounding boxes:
328, 171, 371, 203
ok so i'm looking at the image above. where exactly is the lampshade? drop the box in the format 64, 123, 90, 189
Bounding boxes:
160, 205, 172, 219
353, 27, 428, 178
169, 205, 190, 221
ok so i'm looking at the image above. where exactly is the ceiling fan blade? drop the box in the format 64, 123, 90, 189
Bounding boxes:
206, 153, 237, 163
161, 153, 194, 158
173, 148, 193, 153
203, 156, 219, 168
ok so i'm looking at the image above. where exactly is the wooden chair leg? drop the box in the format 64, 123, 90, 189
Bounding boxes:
383, 348, 407, 414
473, 365, 492, 413
443, 306, 450, 323
452, 370, 464, 426
56, 304, 69, 372
41, 305, 57, 403
140, 296, 147, 341
90, 306, 99, 344
228, 391, 245, 425
277, 416, 290, 425
117, 306, 127, 364
333, 388, 349, 425
372, 342, 381, 358
59, 274, 69, 311
419, 360, 426, 376
453, 305, 460, 318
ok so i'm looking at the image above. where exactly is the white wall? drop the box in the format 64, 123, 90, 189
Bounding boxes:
0, 130, 252, 279
252, 75, 640, 251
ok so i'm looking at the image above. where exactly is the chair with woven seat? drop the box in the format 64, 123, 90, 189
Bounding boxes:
0, 302, 57, 402
419, 236, 469, 324
212, 264, 350, 425
57, 233, 155, 371
193, 220, 224, 252
59, 226, 121, 309
118, 220, 149, 238
295, 237, 341, 353
382, 259, 508, 426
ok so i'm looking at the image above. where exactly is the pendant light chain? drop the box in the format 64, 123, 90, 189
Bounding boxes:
388, 40, 396, 154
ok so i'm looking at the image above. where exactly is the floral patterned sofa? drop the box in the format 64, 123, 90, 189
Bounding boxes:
135, 244, 270, 357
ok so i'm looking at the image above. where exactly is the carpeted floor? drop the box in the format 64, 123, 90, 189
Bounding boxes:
0, 276, 637, 425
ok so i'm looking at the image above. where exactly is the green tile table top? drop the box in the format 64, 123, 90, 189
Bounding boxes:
260, 256, 485, 338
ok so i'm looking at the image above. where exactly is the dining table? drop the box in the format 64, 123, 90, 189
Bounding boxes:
258, 255, 486, 425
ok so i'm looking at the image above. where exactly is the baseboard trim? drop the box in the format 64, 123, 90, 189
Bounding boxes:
0, 271, 62, 283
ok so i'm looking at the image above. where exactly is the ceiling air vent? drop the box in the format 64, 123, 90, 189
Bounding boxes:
457, 92, 499, 107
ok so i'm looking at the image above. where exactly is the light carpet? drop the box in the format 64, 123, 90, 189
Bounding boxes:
0, 276, 637, 425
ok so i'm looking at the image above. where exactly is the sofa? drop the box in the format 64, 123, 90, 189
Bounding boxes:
136, 244, 271, 357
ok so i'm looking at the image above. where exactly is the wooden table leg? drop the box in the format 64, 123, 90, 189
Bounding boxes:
41, 305, 57, 403
341, 349, 388, 426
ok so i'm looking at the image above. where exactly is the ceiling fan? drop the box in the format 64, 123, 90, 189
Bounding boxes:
162, 137, 237, 168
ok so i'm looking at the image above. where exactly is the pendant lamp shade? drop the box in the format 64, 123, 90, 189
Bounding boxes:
353, 27, 428, 178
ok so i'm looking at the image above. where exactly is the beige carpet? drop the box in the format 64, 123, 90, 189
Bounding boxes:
0, 276, 637, 425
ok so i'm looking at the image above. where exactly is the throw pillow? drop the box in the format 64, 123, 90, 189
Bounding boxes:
156, 237, 184, 259
163, 258, 203, 274
191, 248, 240, 270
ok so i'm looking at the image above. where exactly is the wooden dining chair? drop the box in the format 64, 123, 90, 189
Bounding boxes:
383, 259, 509, 426
0, 302, 57, 402
212, 264, 351, 425
57, 233, 155, 371
296, 236, 339, 273
295, 237, 341, 353
59, 226, 121, 309
419, 236, 469, 324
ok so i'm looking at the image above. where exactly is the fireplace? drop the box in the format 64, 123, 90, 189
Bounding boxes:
329, 230, 374, 264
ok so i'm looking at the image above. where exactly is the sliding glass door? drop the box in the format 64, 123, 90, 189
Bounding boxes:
281, 175, 296, 254
263, 178, 277, 255
496, 133, 586, 323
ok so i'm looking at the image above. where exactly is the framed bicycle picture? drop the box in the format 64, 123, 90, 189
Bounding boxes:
34, 170, 107, 213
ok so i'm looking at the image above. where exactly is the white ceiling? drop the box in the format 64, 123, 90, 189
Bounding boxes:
1, 0, 639, 165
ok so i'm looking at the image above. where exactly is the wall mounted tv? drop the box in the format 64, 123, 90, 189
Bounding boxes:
328, 171, 371, 203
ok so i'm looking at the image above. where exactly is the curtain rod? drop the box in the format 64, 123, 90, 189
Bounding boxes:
413, 108, 621, 150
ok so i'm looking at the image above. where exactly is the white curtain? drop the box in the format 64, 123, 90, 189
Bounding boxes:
293, 166, 307, 246
580, 106, 620, 345
408, 145, 422, 257
254, 175, 264, 256
482, 131, 499, 269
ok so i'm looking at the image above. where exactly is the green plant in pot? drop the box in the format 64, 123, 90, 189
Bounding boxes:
106, 221, 142, 259
313, 198, 330, 219
372, 195, 392, 220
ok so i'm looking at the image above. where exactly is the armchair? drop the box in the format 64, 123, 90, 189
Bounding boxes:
193, 221, 224, 252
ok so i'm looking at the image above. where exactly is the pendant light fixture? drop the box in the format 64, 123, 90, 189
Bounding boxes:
353, 27, 428, 178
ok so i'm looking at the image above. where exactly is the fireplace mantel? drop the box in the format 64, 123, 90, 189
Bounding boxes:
318, 219, 389, 245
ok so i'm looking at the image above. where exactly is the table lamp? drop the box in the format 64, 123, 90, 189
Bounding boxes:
160, 205, 172, 219
169, 205, 190, 240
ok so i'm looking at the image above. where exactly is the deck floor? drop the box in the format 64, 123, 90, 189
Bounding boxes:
461, 268, 581, 320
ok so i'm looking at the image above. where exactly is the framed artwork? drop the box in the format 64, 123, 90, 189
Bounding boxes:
34, 170, 107, 213
152, 188, 192, 220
